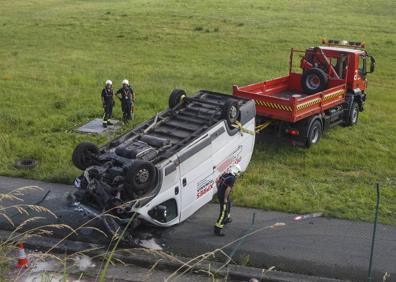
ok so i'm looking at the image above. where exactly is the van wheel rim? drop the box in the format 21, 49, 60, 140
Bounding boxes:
229, 105, 238, 120
136, 169, 149, 183
311, 127, 319, 143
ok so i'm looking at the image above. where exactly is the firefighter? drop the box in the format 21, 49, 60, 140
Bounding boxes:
101, 80, 114, 127
214, 163, 241, 236
116, 79, 135, 123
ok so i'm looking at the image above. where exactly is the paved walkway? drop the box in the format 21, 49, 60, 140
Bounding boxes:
1, 176, 395, 281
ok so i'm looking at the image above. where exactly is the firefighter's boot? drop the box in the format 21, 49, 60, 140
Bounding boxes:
214, 226, 224, 236
224, 218, 232, 224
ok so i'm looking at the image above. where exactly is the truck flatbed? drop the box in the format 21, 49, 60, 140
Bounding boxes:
233, 72, 346, 123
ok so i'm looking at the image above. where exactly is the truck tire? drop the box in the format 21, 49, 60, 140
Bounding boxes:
345, 102, 359, 126
169, 89, 186, 109
301, 68, 328, 94
306, 120, 322, 148
72, 142, 99, 170
222, 100, 240, 127
125, 160, 157, 193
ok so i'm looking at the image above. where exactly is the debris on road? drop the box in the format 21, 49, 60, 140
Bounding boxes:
293, 212, 323, 221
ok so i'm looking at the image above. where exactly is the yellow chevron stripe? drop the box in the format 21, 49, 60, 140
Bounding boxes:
296, 98, 321, 111
323, 90, 344, 101
255, 89, 343, 112
255, 100, 292, 112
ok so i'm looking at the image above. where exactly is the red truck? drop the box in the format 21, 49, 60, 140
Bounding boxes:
233, 40, 376, 147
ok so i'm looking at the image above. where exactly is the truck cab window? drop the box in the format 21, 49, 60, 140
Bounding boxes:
358, 55, 366, 78
334, 55, 347, 79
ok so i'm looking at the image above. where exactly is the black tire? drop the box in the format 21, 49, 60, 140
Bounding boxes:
72, 142, 99, 170
222, 100, 240, 127
306, 120, 322, 148
168, 89, 186, 109
301, 68, 328, 94
14, 159, 38, 169
345, 102, 359, 126
125, 160, 157, 193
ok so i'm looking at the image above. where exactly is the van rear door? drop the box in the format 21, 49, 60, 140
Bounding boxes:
178, 136, 215, 222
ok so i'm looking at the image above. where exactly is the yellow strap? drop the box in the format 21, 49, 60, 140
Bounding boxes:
255, 120, 272, 133
231, 121, 256, 136
231, 120, 272, 135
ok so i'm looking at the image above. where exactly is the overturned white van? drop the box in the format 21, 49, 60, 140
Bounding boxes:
72, 89, 255, 237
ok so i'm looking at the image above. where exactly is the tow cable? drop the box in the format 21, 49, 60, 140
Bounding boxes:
232, 120, 272, 135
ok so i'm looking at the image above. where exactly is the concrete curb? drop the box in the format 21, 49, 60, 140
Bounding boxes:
0, 230, 344, 282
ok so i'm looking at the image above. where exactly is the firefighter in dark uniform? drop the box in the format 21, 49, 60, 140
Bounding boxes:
101, 80, 114, 127
214, 164, 242, 236
116, 79, 135, 123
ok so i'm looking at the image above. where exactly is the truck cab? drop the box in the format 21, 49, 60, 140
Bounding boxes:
301, 40, 376, 110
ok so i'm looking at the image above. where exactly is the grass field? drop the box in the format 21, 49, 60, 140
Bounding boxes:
0, 0, 395, 224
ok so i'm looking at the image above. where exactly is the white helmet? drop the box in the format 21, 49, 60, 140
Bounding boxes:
105, 80, 112, 86
229, 163, 242, 176
122, 79, 129, 85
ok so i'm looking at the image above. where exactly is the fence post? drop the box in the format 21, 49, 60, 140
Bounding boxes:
368, 183, 380, 282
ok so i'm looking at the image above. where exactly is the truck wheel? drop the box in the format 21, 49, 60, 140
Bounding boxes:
346, 102, 359, 126
169, 89, 186, 109
306, 120, 322, 148
222, 100, 240, 127
301, 68, 328, 94
72, 142, 99, 170
125, 160, 157, 193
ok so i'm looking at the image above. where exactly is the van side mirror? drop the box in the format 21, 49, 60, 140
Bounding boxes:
369, 56, 376, 73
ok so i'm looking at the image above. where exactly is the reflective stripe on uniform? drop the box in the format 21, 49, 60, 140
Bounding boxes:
215, 204, 227, 229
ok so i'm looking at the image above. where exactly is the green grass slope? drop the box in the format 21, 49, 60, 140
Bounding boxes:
0, 0, 395, 223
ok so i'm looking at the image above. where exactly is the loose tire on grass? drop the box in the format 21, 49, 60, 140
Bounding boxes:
14, 159, 38, 169
168, 89, 186, 109
222, 100, 240, 127
125, 160, 157, 193
306, 120, 322, 148
72, 142, 99, 170
301, 68, 328, 94
345, 102, 359, 126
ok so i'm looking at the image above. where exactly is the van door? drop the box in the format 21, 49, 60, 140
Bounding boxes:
178, 136, 214, 222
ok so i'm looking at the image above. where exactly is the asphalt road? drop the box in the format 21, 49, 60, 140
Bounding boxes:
1, 176, 395, 281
